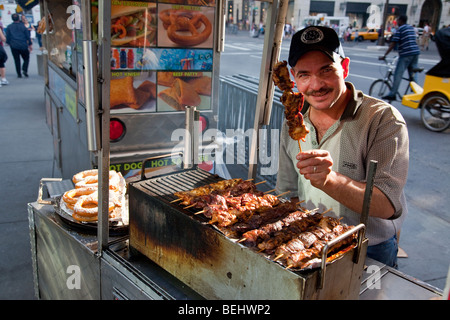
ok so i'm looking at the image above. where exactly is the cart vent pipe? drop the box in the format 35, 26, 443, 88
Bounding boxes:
83, 40, 101, 151
183, 106, 199, 169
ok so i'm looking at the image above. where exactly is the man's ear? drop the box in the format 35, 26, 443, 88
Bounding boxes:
341, 57, 350, 79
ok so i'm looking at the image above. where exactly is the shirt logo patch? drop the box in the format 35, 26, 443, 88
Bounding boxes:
343, 161, 357, 170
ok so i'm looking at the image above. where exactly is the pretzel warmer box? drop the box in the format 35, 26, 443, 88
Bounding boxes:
129, 169, 368, 300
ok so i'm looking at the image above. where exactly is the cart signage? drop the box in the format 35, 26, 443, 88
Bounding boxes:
108, 0, 216, 114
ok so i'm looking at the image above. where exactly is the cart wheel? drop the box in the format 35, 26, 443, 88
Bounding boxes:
420, 93, 450, 132
369, 79, 391, 100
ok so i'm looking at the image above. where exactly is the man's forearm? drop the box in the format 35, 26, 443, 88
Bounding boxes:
320, 171, 395, 219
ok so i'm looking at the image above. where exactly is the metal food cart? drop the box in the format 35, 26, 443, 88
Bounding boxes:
28, 0, 444, 300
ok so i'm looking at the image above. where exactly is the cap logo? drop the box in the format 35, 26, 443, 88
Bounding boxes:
301, 27, 324, 44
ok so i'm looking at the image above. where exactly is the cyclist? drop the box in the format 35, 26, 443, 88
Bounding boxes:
379, 15, 420, 101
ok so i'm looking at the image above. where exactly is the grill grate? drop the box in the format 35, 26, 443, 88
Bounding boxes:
137, 169, 223, 203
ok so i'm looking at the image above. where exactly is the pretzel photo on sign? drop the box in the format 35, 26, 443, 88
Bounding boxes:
159, 9, 212, 47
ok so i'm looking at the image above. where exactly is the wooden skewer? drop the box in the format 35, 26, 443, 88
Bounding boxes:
184, 203, 197, 209
296, 200, 305, 205
237, 238, 246, 243
170, 198, 182, 203
273, 254, 284, 261
321, 208, 333, 215
298, 140, 302, 152
276, 190, 291, 198
195, 210, 205, 215
245, 178, 254, 182
285, 265, 293, 270
264, 188, 276, 194
254, 180, 266, 186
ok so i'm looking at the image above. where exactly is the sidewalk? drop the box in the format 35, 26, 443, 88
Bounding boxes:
0, 43, 51, 299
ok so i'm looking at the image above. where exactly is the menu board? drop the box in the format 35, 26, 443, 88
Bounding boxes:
108, 0, 215, 114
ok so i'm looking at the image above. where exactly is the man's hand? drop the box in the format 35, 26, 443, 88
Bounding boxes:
378, 55, 386, 60
296, 150, 334, 189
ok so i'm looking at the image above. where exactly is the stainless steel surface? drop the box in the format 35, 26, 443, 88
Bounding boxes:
82, 40, 100, 152
216, 0, 226, 53
98, 0, 113, 253
28, 203, 101, 299
183, 107, 200, 169
28, 200, 199, 300
360, 258, 443, 300
81, 0, 92, 41
129, 169, 368, 299
45, 70, 92, 179
37, 178, 63, 205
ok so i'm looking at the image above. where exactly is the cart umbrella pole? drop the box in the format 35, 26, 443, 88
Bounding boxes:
248, 0, 289, 180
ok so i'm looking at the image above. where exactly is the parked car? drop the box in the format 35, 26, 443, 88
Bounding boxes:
351, 28, 391, 42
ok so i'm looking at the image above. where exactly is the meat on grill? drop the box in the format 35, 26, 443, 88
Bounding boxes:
285, 224, 355, 269
240, 209, 316, 246
174, 178, 264, 206
172, 178, 357, 270
274, 217, 341, 261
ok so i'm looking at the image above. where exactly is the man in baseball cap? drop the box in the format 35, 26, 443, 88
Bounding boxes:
276, 26, 410, 269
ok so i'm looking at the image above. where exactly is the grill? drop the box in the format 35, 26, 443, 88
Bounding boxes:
129, 168, 368, 299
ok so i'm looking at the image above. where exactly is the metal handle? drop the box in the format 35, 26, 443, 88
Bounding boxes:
140, 152, 183, 180
37, 178, 63, 205
83, 40, 100, 151
317, 223, 366, 289
183, 106, 199, 169
361, 160, 378, 229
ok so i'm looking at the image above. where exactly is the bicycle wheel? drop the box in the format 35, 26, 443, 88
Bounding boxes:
420, 93, 450, 132
369, 79, 392, 100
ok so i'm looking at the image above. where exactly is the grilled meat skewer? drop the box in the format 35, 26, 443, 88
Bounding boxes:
284, 224, 355, 269
241, 209, 317, 246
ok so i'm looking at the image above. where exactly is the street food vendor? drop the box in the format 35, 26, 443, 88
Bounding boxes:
276, 26, 409, 268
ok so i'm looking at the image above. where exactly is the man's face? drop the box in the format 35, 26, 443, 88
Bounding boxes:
290, 51, 349, 111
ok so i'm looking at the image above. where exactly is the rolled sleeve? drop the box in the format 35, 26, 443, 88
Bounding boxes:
275, 119, 299, 199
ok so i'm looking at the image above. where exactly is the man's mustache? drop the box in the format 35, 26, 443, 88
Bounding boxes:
305, 87, 333, 96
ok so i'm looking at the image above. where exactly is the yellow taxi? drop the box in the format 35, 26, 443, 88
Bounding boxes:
351, 28, 391, 42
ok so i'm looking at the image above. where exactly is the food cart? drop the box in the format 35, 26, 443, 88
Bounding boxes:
28, 0, 444, 300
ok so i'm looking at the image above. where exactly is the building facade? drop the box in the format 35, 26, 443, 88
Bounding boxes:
227, 0, 449, 32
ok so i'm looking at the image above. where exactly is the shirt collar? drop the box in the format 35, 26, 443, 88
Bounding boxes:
341, 82, 364, 120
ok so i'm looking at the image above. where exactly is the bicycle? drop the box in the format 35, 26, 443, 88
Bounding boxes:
369, 56, 424, 102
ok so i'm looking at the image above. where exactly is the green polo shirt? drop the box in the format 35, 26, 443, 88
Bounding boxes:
276, 82, 409, 245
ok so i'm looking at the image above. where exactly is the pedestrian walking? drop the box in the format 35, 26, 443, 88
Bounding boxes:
5, 13, 32, 78
0, 27, 9, 87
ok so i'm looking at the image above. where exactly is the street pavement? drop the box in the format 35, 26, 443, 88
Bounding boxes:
0, 43, 51, 299
0, 33, 448, 300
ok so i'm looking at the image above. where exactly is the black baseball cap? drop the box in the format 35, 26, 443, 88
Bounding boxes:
288, 26, 345, 67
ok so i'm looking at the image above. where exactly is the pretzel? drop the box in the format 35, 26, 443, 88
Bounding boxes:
159, 9, 211, 46
62, 187, 97, 210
